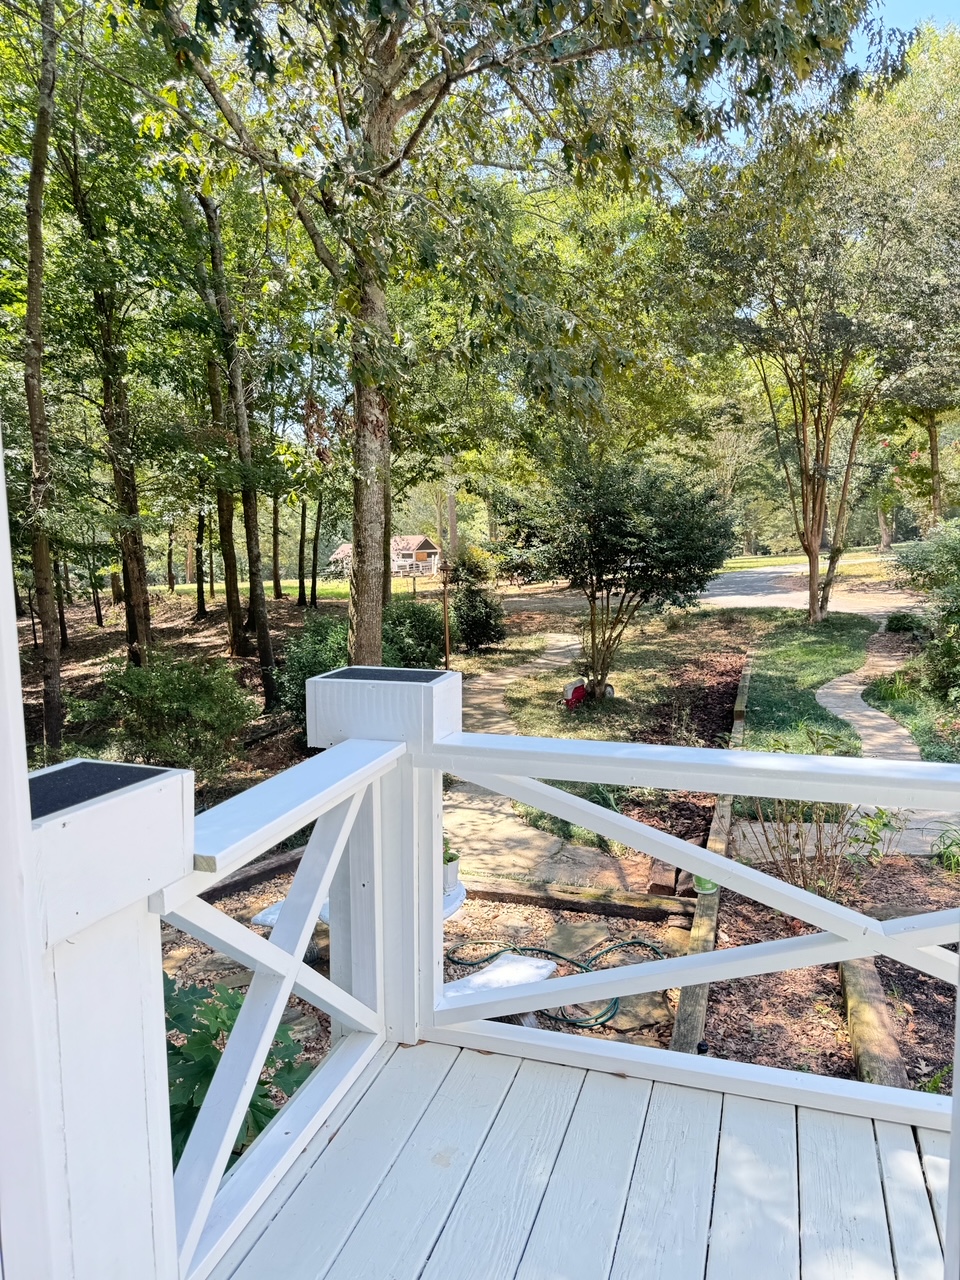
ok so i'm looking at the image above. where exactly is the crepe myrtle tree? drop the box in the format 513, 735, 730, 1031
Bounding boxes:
534, 459, 734, 698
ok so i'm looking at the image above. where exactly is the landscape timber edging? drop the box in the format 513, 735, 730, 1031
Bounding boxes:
669, 649, 753, 1053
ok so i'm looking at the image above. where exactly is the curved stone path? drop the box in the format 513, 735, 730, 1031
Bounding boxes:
460, 632, 581, 733
814, 634, 921, 762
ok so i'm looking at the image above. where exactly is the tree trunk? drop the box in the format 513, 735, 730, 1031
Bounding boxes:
167, 525, 176, 591
446, 458, 458, 561
382, 465, 392, 614
927, 409, 942, 524
198, 193, 277, 707
195, 497, 207, 619
23, 0, 61, 750
89, 558, 103, 628
271, 492, 283, 598
216, 489, 247, 656
310, 493, 322, 608
806, 546, 823, 624
185, 539, 194, 584
208, 516, 215, 598
110, 569, 123, 605
62, 556, 72, 604
878, 507, 894, 553
53, 556, 68, 650
297, 499, 308, 606
12, 576, 25, 618
102, 366, 152, 664
27, 586, 38, 647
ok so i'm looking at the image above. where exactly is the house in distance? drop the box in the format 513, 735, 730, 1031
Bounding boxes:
330, 534, 441, 577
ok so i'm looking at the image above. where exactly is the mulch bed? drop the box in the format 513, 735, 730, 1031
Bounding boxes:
703, 855, 958, 1090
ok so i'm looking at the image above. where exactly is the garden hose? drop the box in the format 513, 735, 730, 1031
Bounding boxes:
444, 936, 666, 1028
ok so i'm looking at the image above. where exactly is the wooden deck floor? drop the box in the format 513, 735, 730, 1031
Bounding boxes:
214, 1042, 949, 1280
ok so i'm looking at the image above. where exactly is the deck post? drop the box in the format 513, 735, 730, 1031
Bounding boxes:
946, 956, 960, 1279
307, 667, 462, 1043
0, 424, 64, 1275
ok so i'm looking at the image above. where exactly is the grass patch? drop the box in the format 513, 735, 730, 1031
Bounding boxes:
172, 576, 428, 601
503, 608, 771, 744
864, 665, 960, 764
742, 612, 878, 755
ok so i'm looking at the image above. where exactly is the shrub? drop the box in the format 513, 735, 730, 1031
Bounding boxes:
165, 976, 310, 1164
885, 611, 930, 638
101, 650, 255, 780
382, 598, 447, 667
451, 545, 494, 585
453, 584, 507, 652
280, 600, 447, 730
279, 614, 350, 727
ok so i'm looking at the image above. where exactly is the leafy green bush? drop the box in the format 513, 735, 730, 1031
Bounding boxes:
101, 650, 255, 780
885, 610, 929, 637
279, 614, 350, 727
452, 545, 494, 585
382, 598, 447, 667
453, 584, 507, 652
164, 976, 311, 1164
280, 601, 447, 729
895, 525, 960, 701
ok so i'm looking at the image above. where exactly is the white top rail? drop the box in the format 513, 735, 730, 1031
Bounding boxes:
420, 732, 960, 809
154, 739, 404, 915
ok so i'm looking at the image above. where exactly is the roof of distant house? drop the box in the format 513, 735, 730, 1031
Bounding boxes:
329, 535, 440, 561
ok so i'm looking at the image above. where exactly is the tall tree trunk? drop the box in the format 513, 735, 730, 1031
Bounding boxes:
271, 492, 284, 599
878, 507, 894, 553
216, 489, 247, 656
297, 499, 308, 606
194, 494, 207, 619
62, 556, 72, 604
53, 556, 68, 650
102, 366, 151, 663
12, 576, 25, 618
207, 359, 247, 656
27, 586, 38, 647
347, 265, 391, 665
198, 193, 277, 707
23, 0, 61, 750
185, 539, 194, 584
167, 525, 175, 591
382, 465, 392, 613
926, 409, 942, 524
208, 516, 215, 598
805, 545, 823, 624
446, 457, 458, 561
89, 557, 103, 627
310, 493, 322, 608
110, 568, 123, 605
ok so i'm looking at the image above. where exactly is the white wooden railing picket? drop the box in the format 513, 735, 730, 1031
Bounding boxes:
152, 738, 404, 1280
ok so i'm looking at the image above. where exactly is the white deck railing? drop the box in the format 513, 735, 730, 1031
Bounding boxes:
152, 667, 960, 1279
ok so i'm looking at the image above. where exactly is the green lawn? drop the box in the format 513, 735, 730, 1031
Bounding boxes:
864, 669, 960, 764
171, 575, 429, 601
722, 547, 897, 573
742, 612, 878, 755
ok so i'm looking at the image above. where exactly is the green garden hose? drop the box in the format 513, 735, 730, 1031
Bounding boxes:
444, 936, 666, 1028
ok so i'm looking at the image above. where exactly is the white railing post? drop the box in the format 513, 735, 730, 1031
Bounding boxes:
307, 667, 461, 1043
946, 939, 960, 1279
30, 760, 194, 1280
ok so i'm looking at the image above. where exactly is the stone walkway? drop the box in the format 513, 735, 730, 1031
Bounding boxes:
814, 634, 922, 762
460, 632, 581, 733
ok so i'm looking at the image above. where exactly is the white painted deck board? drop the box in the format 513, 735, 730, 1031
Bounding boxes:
610, 1082, 723, 1280
216, 1045, 952, 1280
875, 1120, 943, 1280
323, 1049, 520, 1280
798, 1108, 894, 1280
515, 1072, 652, 1280
918, 1126, 951, 1246
419, 1059, 584, 1280
228, 1042, 457, 1279
706, 1094, 800, 1280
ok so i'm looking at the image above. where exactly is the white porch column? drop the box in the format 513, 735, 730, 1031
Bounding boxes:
307, 667, 461, 1043
0, 428, 193, 1280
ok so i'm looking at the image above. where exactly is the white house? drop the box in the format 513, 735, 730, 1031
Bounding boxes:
329, 534, 441, 576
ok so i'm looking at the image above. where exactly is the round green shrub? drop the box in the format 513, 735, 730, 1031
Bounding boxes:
382, 598, 448, 667
101, 650, 256, 781
279, 614, 350, 727
453, 584, 507, 652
